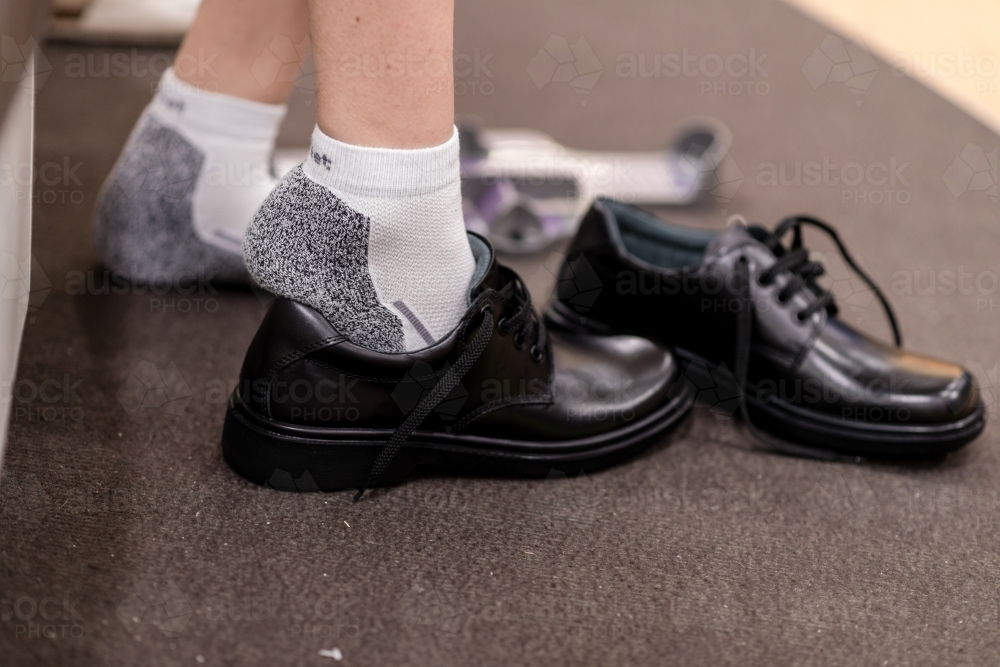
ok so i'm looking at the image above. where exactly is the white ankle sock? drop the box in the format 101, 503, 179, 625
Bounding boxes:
304, 125, 475, 349
147, 68, 286, 254
245, 125, 475, 352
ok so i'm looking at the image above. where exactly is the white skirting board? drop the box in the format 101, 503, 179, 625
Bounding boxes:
0, 68, 35, 469
50, 0, 201, 45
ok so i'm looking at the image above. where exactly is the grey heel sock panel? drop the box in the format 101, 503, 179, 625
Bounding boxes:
244, 166, 406, 353
93, 118, 251, 284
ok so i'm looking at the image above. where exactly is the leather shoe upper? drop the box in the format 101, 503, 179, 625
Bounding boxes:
236, 233, 680, 442
550, 199, 981, 426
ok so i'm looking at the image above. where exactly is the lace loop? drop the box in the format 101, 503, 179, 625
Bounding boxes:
496, 270, 547, 357
768, 215, 902, 347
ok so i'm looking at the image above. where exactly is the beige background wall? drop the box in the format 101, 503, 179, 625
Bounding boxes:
785, 0, 1000, 133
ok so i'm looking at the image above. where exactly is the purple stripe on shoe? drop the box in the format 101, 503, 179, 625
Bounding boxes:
393, 300, 436, 345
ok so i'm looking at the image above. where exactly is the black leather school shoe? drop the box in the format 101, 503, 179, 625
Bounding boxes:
222, 234, 695, 495
545, 199, 985, 459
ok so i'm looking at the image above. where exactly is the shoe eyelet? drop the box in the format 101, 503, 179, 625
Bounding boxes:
514, 331, 527, 349
480, 303, 493, 316
530, 345, 544, 362
795, 311, 808, 323
497, 317, 509, 335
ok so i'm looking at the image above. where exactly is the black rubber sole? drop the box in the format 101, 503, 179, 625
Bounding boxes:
545, 300, 986, 459
221, 381, 696, 492
674, 348, 986, 459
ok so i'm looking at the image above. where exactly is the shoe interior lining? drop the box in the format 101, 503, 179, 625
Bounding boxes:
467, 233, 492, 303
602, 199, 716, 269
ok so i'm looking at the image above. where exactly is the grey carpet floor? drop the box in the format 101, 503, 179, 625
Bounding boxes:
3, 0, 1000, 665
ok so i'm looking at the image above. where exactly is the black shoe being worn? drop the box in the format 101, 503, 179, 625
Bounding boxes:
222, 234, 695, 495
545, 199, 985, 459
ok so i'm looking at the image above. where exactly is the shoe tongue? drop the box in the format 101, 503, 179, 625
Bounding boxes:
703, 222, 757, 260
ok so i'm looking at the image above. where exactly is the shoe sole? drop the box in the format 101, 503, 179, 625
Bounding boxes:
221, 381, 696, 492
546, 300, 986, 459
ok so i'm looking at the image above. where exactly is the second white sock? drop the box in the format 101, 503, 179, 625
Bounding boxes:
149, 68, 286, 254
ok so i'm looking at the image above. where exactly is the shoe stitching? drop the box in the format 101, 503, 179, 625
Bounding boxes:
304, 357, 439, 384
450, 391, 556, 433
262, 335, 346, 418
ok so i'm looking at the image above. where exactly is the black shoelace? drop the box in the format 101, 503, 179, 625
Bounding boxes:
496, 270, 549, 361
733, 215, 902, 461
354, 271, 546, 501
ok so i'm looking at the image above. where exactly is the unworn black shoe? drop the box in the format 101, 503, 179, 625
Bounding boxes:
222, 233, 695, 494
545, 199, 985, 459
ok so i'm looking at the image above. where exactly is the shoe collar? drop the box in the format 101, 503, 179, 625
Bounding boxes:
593, 198, 786, 271
591, 198, 718, 272
467, 231, 502, 300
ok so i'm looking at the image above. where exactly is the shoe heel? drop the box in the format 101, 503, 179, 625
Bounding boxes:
221, 396, 417, 493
